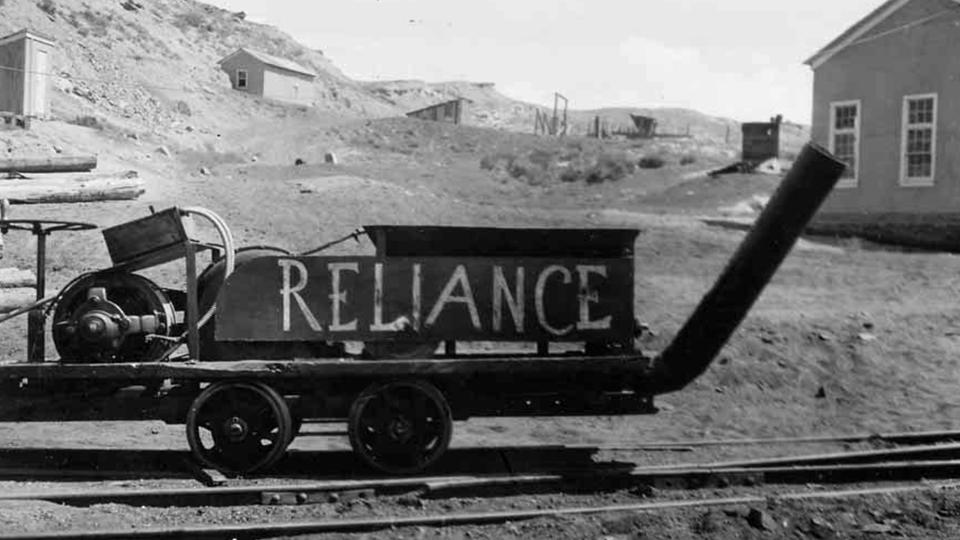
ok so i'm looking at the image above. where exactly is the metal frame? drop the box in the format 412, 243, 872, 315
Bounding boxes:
0, 219, 97, 362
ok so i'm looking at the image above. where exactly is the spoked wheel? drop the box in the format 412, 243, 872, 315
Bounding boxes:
348, 379, 453, 475
185, 382, 292, 475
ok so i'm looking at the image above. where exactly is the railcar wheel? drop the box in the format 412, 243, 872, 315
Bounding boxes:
348, 379, 453, 474
185, 382, 292, 475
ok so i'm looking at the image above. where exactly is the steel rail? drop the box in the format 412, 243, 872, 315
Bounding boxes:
0, 475, 453, 508
423, 459, 960, 498
584, 428, 960, 450
654, 441, 960, 470
2, 482, 959, 539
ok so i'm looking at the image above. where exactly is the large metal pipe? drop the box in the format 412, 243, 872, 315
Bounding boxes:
639, 143, 846, 395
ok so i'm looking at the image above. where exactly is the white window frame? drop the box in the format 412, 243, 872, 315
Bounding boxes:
899, 93, 938, 187
236, 69, 248, 89
828, 100, 861, 189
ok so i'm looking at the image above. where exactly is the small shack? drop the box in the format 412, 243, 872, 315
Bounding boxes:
217, 48, 316, 106
741, 115, 783, 165
0, 29, 56, 118
406, 98, 464, 125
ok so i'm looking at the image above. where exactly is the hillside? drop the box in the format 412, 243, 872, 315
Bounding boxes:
0, 0, 804, 167
361, 79, 806, 149
0, 0, 401, 136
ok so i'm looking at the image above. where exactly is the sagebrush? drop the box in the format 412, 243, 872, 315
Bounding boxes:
37, 0, 56, 17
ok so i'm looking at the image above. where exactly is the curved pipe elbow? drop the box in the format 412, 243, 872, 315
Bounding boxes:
638, 143, 847, 396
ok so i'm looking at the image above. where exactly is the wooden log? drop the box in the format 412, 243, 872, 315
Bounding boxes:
0, 288, 35, 313
0, 171, 144, 204
0, 268, 35, 288
0, 155, 97, 174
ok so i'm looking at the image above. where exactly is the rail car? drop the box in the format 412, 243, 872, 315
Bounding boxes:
0, 144, 844, 475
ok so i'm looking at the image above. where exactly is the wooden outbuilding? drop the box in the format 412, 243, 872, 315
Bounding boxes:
0, 29, 55, 117
217, 48, 316, 106
406, 98, 464, 125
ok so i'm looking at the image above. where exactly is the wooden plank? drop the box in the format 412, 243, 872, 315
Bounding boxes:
102, 207, 186, 266
0, 155, 97, 174
180, 458, 228, 487
0, 171, 144, 204
0, 355, 652, 381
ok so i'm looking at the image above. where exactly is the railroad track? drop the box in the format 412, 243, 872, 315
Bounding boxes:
1, 428, 958, 483
5, 458, 960, 508
3, 438, 960, 508
2, 432, 960, 538
3, 482, 959, 539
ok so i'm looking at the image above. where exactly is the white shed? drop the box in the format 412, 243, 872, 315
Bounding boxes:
0, 29, 56, 117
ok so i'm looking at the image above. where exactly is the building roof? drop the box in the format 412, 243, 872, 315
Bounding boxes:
0, 28, 57, 48
406, 98, 465, 116
218, 48, 316, 78
805, 0, 925, 68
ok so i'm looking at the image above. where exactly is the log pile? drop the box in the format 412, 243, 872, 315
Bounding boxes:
0, 269, 35, 314
0, 154, 143, 313
0, 155, 144, 204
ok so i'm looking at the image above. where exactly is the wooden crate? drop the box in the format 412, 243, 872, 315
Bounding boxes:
102, 207, 193, 269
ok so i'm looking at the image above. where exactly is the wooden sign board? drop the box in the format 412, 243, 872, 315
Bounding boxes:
216, 256, 634, 343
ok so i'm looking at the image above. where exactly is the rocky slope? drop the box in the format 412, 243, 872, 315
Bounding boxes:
0, 0, 792, 154
0, 0, 397, 139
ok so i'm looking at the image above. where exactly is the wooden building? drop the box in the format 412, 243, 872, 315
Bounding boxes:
0, 29, 55, 117
406, 99, 464, 125
217, 48, 316, 106
805, 0, 960, 246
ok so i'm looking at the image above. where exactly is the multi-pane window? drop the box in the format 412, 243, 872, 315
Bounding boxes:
237, 69, 248, 89
901, 94, 937, 186
829, 101, 860, 187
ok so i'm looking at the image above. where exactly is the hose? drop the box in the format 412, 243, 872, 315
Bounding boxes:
179, 207, 235, 330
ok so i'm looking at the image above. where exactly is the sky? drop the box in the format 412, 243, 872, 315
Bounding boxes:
207, 0, 886, 123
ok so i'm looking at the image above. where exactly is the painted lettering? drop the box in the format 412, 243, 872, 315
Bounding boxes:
493, 266, 524, 333
327, 262, 359, 331
535, 265, 573, 336
411, 263, 422, 331
576, 265, 612, 330
426, 264, 482, 330
278, 259, 323, 332
370, 262, 393, 331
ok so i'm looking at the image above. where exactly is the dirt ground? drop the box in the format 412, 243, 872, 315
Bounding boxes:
0, 112, 959, 538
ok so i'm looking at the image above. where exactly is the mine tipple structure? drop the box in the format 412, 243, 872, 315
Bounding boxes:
630, 114, 658, 139
0, 144, 845, 476
741, 115, 784, 166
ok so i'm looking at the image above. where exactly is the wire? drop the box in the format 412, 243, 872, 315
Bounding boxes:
298, 228, 365, 257
847, 8, 957, 50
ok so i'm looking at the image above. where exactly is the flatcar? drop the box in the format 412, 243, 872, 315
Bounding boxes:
0, 144, 845, 475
